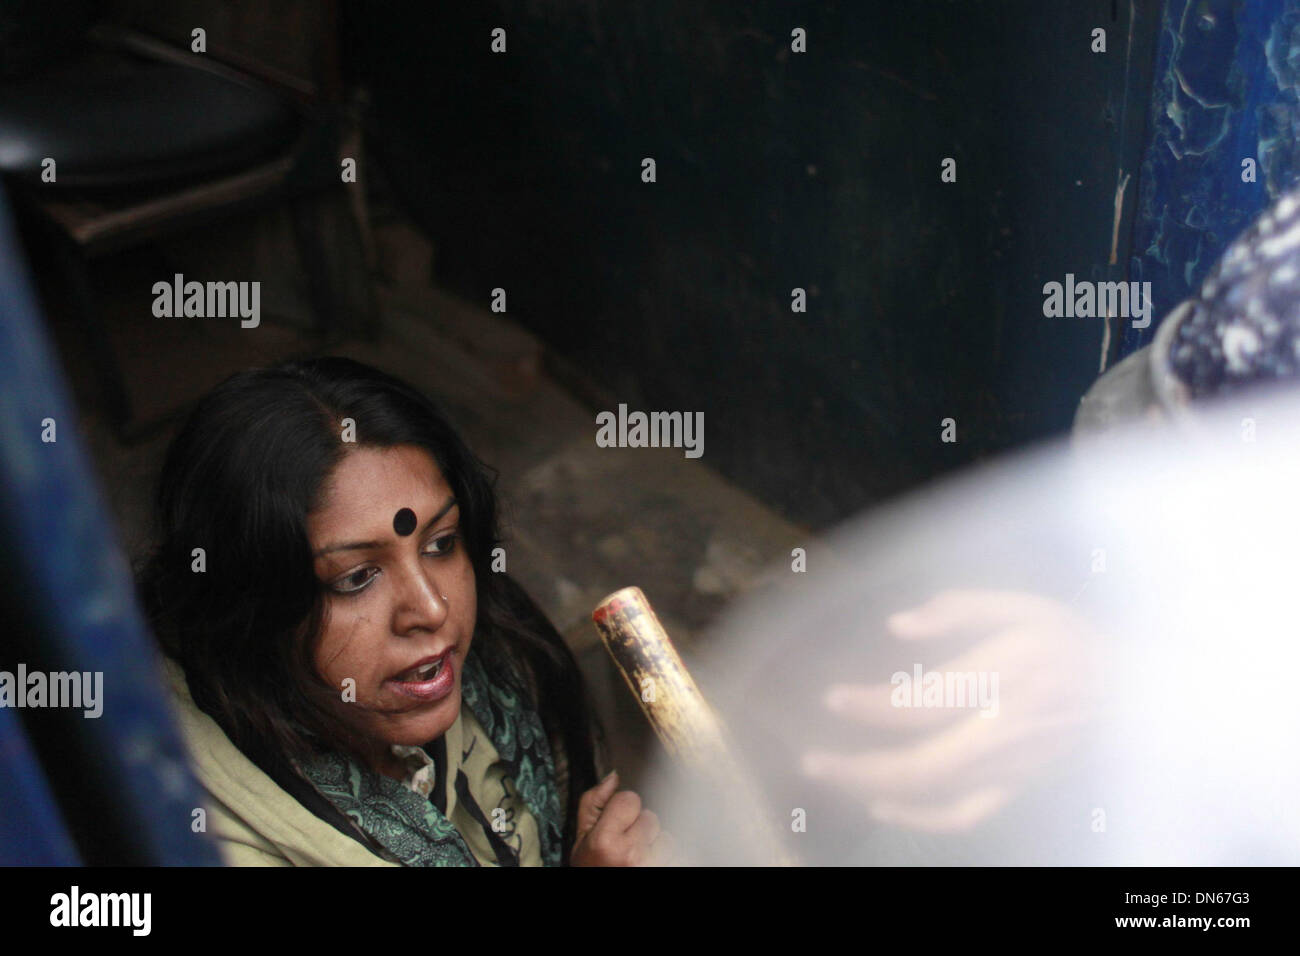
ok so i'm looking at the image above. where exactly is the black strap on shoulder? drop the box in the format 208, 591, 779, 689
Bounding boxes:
429, 735, 449, 816
453, 771, 519, 867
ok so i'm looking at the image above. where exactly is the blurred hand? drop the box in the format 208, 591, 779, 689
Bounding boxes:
801, 588, 1103, 832
570, 771, 676, 866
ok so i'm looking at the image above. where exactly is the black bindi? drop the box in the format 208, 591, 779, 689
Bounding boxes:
393, 507, 417, 536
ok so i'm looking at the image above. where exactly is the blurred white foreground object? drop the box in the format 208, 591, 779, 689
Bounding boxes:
644, 388, 1300, 865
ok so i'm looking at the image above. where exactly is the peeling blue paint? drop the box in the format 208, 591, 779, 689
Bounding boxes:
1123, 0, 1300, 357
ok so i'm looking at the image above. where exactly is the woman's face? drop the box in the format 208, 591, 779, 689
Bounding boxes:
307, 444, 477, 765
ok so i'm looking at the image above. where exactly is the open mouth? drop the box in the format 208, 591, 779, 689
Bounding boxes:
386, 648, 456, 702
392, 654, 448, 683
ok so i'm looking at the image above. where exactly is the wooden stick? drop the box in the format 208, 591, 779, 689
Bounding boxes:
592, 586, 797, 865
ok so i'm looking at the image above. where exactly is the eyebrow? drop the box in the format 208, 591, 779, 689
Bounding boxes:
313, 497, 458, 557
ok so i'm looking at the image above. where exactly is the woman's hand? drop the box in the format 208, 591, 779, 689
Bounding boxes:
801, 588, 1103, 833
570, 771, 673, 866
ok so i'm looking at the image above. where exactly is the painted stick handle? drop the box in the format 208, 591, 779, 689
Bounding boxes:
591, 586, 727, 766
591, 586, 797, 865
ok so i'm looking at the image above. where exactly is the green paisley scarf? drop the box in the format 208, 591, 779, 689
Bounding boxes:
299, 642, 566, 866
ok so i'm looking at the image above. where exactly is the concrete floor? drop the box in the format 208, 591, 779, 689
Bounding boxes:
38, 200, 808, 795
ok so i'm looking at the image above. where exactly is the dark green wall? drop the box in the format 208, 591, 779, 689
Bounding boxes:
347, 0, 1160, 527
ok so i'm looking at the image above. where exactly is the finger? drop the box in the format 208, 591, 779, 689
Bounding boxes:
823, 629, 1062, 729
574, 771, 620, 844
639, 829, 677, 867
589, 789, 643, 838
918, 630, 1104, 727
825, 644, 1091, 748
808, 706, 1089, 793
802, 707, 1088, 795
868, 785, 1011, 833
887, 589, 1070, 640
824, 681, 963, 729
625, 809, 661, 851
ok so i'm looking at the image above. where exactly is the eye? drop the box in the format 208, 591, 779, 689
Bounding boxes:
423, 533, 459, 557
331, 566, 378, 595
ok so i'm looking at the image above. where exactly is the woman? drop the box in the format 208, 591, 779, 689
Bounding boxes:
139, 356, 664, 866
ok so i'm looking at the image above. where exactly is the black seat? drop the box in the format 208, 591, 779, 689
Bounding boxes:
0, 3, 374, 440
0, 52, 301, 191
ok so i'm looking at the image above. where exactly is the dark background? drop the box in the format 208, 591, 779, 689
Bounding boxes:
345, 0, 1160, 527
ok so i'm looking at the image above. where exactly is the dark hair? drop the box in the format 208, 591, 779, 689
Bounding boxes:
138, 356, 601, 854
